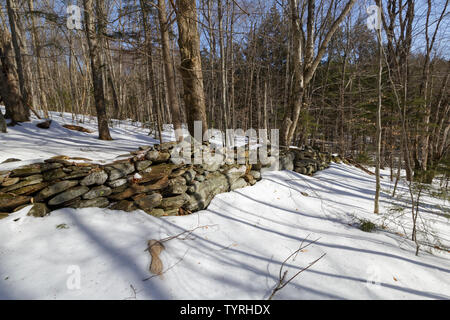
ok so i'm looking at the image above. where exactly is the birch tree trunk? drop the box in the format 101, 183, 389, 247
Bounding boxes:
374, 28, 382, 214
218, 0, 228, 130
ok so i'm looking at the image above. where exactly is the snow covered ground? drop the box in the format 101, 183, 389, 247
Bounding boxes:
0, 111, 449, 300
0, 109, 166, 166
0, 109, 257, 169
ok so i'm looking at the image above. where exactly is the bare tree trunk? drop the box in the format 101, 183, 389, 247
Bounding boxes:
5, 0, 30, 122
264, 79, 268, 130
0, 25, 28, 123
281, 0, 357, 147
83, 0, 112, 140
374, 28, 382, 214
68, 32, 80, 121
139, 0, 162, 139
174, 0, 208, 137
339, 18, 350, 154
229, 0, 235, 129
392, 146, 402, 197
256, 68, 261, 129
218, 0, 228, 130
104, 39, 119, 120
27, 0, 49, 117
0, 110, 6, 133
107, 69, 120, 121
432, 71, 449, 160
419, 0, 448, 175
246, 24, 257, 130
205, 0, 216, 128
281, 0, 304, 147
158, 0, 182, 140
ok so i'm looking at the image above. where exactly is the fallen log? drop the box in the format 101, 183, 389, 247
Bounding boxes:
62, 124, 94, 133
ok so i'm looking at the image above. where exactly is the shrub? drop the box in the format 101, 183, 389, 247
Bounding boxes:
355, 152, 372, 165
359, 219, 377, 232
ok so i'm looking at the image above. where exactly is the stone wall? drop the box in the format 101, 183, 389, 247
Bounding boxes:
0, 143, 334, 218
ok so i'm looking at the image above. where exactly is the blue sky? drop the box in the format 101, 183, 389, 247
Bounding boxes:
15, 0, 448, 60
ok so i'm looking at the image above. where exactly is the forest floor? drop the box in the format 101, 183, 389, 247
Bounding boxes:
0, 110, 449, 299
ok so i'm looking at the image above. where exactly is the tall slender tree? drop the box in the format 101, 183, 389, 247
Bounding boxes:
83, 0, 112, 140
280, 0, 357, 147
374, 20, 382, 214
158, 0, 183, 141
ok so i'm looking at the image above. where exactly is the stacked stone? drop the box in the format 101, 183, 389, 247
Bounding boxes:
279, 146, 333, 176
332, 154, 347, 163
0, 143, 336, 218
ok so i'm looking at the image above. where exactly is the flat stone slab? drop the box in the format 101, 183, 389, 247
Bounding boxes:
70, 197, 110, 209
110, 200, 137, 212
37, 180, 79, 201
11, 182, 49, 196
83, 185, 112, 200
1, 177, 20, 187
107, 179, 127, 188
109, 176, 169, 201
48, 186, 89, 206
10, 165, 42, 177
159, 193, 189, 210
105, 162, 135, 181
139, 164, 179, 184
135, 193, 163, 212
0, 193, 31, 211
43, 168, 67, 181
80, 170, 108, 186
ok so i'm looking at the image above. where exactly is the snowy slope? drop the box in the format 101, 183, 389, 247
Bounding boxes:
0, 111, 449, 300
0, 110, 166, 167
0, 109, 254, 170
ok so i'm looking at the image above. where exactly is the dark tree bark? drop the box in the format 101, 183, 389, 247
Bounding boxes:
0, 26, 28, 123
27, 0, 48, 117
139, 0, 163, 141
158, 0, 183, 141
83, 0, 112, 140
174, 0, 208, 137
0, 110, 6, 133
4, 0, 30, 122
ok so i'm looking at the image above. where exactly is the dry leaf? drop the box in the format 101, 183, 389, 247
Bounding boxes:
147, 240, 164, 276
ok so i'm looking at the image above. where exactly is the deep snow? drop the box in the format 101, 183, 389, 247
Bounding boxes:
0, 111, 449, 300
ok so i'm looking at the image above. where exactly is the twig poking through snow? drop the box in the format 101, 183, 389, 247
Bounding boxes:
123, 284, 139, 300
268, 237, 326, 300
155, 225, 218, 244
